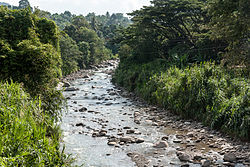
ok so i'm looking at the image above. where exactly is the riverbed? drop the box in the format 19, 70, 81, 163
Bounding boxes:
61, 60, 249, 167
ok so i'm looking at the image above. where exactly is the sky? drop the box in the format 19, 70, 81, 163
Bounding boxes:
2, 0, 151, 15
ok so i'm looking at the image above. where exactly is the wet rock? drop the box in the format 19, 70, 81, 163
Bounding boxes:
177, 152, 191, 162
161, 136, 169, 141
187, 132, 195, 137
107, 141, 117, 146
173, 139, 182, 143
135, 138, 145, 144
65, 87, 79, 91
120, 136, 133, 143
105, 103, 113, 106
126, 129, 135, 134
75, 123, 85, 127
79, 107, 87, 112
63, 82, 70, 87
99, 130, 107, 136
134, 118, 140, 124
223, 162, 235, 166
193, 154, 203, 161
109, 92, 117, 96
224, 153, 237, 162
117, 132, 124, 136
123, 126, 131, 129
202, 160, 211, 167
87, 110, 95, 113
153, 141, 168, 148
83, 75, 89, 78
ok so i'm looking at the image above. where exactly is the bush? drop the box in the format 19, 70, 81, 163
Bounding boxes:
0, 81, 73, 166
113, 60, 250, 140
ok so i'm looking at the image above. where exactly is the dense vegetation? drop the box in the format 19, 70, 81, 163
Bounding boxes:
0, 82, 73, 166
0, 0, 131, 165
33, 8, 130, 75
113, 0, 250, 140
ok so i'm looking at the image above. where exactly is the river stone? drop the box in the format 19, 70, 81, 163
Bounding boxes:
107, 142, 117, 146
126, 129, 135, 134
153, 141, 168, 148
75, 122, 84, 127
135, 138, 145, 144
187, 132, 195, 137
65, 87, 79, 91
202, 160, 211, 167
161, 136, 169, 141
83, 75, 89, 78
224, 153, 237, 162
63, 82, 70, 87
79, 107, 87, 112
120, 136, 133, 143
173, 139, 182, 143
109, 92, 117, 96
177, 152, 191, 162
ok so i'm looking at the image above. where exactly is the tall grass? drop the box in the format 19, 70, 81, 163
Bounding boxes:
0, 81, 74, 166
113, 60, 250, 140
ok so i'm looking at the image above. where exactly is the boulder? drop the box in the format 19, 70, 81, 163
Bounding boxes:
135, 138, 145, 144
224, 153, 237, 162
65, 87, 79, 91
153, 141, 168, 148
79, 107, 87, 112
120, 136, 133, 143
177, 152, 191, 162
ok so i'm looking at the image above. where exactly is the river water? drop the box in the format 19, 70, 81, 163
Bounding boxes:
61, 63, 245, 167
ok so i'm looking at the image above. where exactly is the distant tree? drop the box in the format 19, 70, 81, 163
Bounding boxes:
18, 0, 32, 10
60, 33, 82, 75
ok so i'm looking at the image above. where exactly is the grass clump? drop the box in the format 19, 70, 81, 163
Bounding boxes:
0, 81, 73, 166
113, 60, 250, 140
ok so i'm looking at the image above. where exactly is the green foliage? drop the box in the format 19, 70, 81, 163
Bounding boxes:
209, 0, 250, 69
63, 16, 112, 69
59, 33, 81, 75
0, 7, 63, 122
114, 61, 250, 140
0, 7, 34, 46
0, 81, 74, 166
117, 0, 226, 64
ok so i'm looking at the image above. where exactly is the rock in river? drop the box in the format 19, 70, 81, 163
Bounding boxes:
224, 153, 237, 162
65, 87, 79, 91
153, 141, 168, 148
79, 107, 87, 112
120, 136, 133, 143
176, 152, 191, 162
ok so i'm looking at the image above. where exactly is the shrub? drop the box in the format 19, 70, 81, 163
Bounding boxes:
0, 81, 73, 166
113, 60, 250, 140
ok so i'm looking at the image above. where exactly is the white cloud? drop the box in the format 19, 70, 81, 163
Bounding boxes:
2, 0, 151, 15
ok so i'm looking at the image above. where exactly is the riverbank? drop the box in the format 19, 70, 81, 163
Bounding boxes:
113, 59, 249, 141
61, 60, 249, 166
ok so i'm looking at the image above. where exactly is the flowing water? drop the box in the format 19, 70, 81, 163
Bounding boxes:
61, 64, 245, 167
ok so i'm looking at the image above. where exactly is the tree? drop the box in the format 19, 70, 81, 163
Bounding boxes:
209, 0, 250, 69
0, 7, 62, 113
18, 0, 32, 11
117, 0, 224, 64
60, 33, 82, 75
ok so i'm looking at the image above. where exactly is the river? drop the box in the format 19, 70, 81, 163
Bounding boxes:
61, 61, 248, 167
